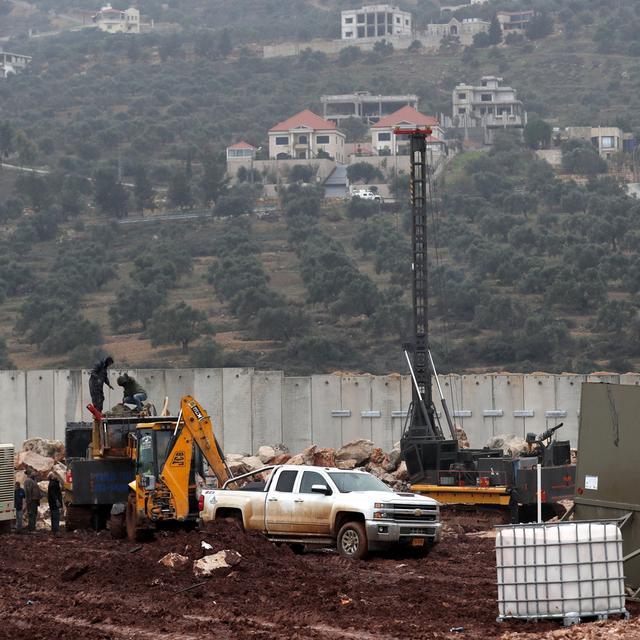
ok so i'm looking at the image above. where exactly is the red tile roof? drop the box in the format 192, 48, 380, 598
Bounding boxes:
228, 141, 256, 150
270, 109, 337, 132
372, 105, 439, 129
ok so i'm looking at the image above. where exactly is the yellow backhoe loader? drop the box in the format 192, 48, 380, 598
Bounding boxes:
123, 395, 232, 540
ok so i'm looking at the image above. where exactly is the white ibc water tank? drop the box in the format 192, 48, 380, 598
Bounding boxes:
496, 522, 627, 620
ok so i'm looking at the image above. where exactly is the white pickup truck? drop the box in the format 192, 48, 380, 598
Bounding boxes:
200, 464, 441, 559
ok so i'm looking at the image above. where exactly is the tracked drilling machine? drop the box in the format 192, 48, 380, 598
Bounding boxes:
398, 128, 575, 523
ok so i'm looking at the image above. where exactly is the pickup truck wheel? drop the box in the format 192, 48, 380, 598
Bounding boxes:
337, 521, 368, 560
216, 513, 244, 533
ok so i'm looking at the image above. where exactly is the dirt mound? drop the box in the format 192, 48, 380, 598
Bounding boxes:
0, 528, 637, 639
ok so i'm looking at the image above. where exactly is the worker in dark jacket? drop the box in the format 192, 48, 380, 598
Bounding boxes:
23, 470, 42, 533
117, 373, 147, 411
47, 474, 63, 535
14, 481, 25, 533
89, 356, 114, 412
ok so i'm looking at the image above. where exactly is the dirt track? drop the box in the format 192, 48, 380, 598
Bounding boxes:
0, 522, 636, 640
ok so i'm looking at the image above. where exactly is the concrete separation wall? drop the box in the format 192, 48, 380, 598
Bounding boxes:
1, 368, 638, 451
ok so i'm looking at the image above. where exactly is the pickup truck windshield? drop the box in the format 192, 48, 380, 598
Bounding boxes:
328, 472, 393, 493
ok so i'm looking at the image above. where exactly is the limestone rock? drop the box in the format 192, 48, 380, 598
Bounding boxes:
486, 434, 528, 456
22, 438, 65, 462
335, 440, 374, 465
268, 453, 291, 465
383, 450, 401, 473
225, 454, 250, 477
455, 425, 470, 449
15, 451, 54, 480
257, 445, 276, 463
193, 550, 242, 577
367, 464, 386, 479
335, 458, 357, 470
312, 448, 335, 467
369, 448, 386, 465
394, 461, 409, 482
300, 445, 317, 465
52, 462, 67, 485
158, 553, 189, 569
240, 456, 264, 471
287, 454, 305, 465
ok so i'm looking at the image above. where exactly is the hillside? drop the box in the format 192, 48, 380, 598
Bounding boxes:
0, 0, 640, 374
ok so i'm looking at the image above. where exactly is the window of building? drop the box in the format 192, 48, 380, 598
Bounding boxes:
316, 135, 330, 144
275, 470, 298, 492
377, 25, 385, 36
405, 18, 409, 25
298, 135, 308, 144
481, 94, 492, 102
458, 92, 466, 100
345, 31, 353, 37
458, 107, 466, 114
487, 107, 494, 114
367, 25, 375, 36
378, 132, 391, 141
345, 17, 353, 23
299, 471, 330, 494
481, 80, 488, 86
377, 12, 385, 23
396, 16, 401, 23
275, 136, 289, 145
601, 136, 615, 149
357, 14, 365, 23
367, 13, 375, 24
357, 26, 365, 37
479, 107, 486, 115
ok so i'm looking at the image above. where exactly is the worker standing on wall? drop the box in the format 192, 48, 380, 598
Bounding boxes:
117, 373, 148, 411
89, 356, 114, 412
23, 470, 42, 533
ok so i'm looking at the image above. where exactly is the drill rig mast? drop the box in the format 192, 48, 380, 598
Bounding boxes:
398, 128, 458, 482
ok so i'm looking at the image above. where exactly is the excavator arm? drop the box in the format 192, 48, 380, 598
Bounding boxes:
159, 395, 230, 520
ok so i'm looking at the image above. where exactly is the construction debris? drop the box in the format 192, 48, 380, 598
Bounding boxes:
158, 553, 189, 569
193, 550, 242, 577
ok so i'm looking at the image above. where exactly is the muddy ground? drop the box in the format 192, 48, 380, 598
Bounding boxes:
0, 521, 637, 640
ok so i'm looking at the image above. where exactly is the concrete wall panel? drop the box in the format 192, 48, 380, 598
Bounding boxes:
340, 376, 373, 444
53, 370, 84, 441
620, 374, 640, 387
26, 370, 54, 439
0, 371, 27, 445
524, 374, 556, 435
132, 369, 167, 412
372, 376, 400, 450
492, 374, 525, 438
310, 375, 342, 449
461, 374, 493, 447
555, 375, 584, 447
587, 373, 620, 385
193, 369, 224, 446
164, 369, 195, 411
283, 377, 312, 453
222, 368, 253, 454
251, 371, 283, 451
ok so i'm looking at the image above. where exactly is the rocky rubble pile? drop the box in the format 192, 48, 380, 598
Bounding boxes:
14, 437, 67, 486
221, 439, 410, 490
